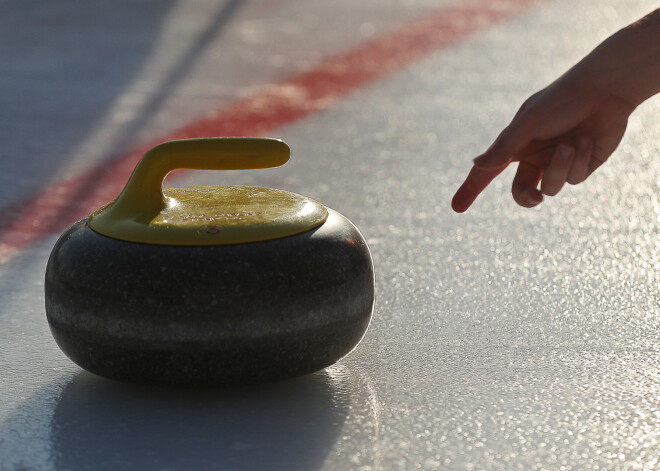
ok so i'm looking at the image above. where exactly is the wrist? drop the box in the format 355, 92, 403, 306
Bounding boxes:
581, 9, 660, 108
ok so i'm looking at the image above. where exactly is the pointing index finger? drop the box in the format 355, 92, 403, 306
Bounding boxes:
451, 163, 508, 213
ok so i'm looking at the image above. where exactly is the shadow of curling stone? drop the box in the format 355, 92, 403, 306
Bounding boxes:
49, 367, 351, 471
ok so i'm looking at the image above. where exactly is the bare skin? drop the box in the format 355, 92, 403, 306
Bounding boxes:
452, 9, 660, 213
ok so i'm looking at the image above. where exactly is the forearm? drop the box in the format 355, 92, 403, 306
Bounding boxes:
581, 8, 660, 108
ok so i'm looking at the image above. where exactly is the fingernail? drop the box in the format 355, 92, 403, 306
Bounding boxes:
523, 189, 542, 205
473, 153, 510, 169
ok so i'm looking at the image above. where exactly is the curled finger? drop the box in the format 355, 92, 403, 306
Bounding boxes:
512, 161, 544, 208
567, 137, 593, 184
540, 144, 575, 196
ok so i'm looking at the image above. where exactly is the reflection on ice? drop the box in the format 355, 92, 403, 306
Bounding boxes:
33, 364, 381, 471
49, 369, 349, 471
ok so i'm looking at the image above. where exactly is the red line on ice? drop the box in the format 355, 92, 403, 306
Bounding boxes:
0, 0, 539, 262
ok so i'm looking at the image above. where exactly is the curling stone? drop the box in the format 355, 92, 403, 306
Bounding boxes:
45, 138, 374, 385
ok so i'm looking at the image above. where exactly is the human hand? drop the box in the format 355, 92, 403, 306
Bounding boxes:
451, 67, 635, 212
452, 8, 660, 213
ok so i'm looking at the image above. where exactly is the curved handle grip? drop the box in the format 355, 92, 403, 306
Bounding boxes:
110, 137, 290, 220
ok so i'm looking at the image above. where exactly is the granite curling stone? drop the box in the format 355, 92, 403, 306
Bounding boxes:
45, 138, 374, 386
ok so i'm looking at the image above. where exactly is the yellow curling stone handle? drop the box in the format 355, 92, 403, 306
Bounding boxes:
88, 137, 328, 245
